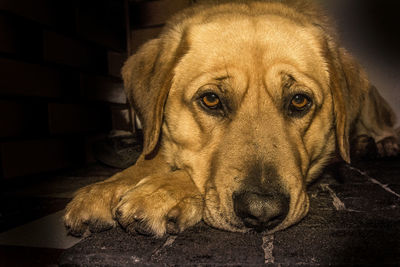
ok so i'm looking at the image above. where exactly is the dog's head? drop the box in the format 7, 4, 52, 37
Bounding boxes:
122, 1, 367, 233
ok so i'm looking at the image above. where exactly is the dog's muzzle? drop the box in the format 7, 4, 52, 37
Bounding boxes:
233, 190, 289, 231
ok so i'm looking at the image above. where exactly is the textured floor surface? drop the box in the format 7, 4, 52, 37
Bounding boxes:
59, 157, 400, 266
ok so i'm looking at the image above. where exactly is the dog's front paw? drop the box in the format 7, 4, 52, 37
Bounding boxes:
376, 136, 399, 157
64, 183, 120, 237
351, 135, 377, 160
114, 173, 203, 237
351, 135, 399, 160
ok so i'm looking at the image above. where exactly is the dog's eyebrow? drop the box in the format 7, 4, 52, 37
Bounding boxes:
280, 74, 295, 96
215, 76, 230, 81
282, 74, 296, 87
213, 76, 231, 94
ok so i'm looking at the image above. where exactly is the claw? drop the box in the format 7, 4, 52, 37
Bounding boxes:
166, 220, 180, 235
66, 223, 88, 237
114, 208, 123, 219
88, 219, 114, 233
124, 219, 153, 236
166, 207, 181, 234
134, 220, 153, 236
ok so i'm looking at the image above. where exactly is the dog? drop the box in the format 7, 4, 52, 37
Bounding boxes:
64, 0, 399, 237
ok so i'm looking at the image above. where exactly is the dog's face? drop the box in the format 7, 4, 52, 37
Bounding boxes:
162, 15, 337, 232
123, 2, 352, 233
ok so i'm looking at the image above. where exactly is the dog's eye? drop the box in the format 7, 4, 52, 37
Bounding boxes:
289, 94, 312, 113
201, 93, 221, 109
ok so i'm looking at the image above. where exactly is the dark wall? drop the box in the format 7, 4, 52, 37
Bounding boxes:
0, 0, 128, 179
322, 0, 400, 126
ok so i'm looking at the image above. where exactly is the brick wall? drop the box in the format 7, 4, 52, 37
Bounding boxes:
0, 0, 127, 179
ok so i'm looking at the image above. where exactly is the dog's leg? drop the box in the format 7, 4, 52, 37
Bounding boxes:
114, 169, 203, 237
351, 86, 399, 159
63, 154, 168, 236
64, 153, 202, 237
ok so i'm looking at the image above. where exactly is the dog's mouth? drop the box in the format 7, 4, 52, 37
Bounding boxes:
202, 203, 246, 232
202, 189, 289, 233
202, 181, 309, 233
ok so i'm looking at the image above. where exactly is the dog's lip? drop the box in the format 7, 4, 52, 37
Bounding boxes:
203, 199, 247, 231
241, 214, 285, 232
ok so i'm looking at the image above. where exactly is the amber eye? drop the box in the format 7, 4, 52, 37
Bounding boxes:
290, 94, 311, 111
201, 93, 221, 109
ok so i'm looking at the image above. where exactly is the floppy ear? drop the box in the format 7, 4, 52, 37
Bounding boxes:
122, 39, 166, 157
327, 48, 351, 163
122, 37, 187, 157
326, 44, 369, 163
330, 82, 350, 163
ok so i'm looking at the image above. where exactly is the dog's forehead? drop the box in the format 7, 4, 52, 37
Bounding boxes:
183, 15, 328, 84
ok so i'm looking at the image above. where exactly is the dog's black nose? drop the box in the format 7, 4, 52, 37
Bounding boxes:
233, 191, 289, 231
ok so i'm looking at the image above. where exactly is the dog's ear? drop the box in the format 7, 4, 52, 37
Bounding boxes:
122, 39, 166, 157
122, 37, 187, 157
329, 75, 350, 163
327, 44, 370, 163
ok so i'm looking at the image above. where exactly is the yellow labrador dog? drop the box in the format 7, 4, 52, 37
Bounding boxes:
64, 0, 399, 237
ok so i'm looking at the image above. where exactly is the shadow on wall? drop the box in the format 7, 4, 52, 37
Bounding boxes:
322, 0, 400, 56
323, 0, 400, 126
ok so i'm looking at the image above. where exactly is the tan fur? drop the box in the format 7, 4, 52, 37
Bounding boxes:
64, 0, 399, 237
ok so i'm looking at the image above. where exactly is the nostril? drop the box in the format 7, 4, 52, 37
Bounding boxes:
233, 191, 289, 231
